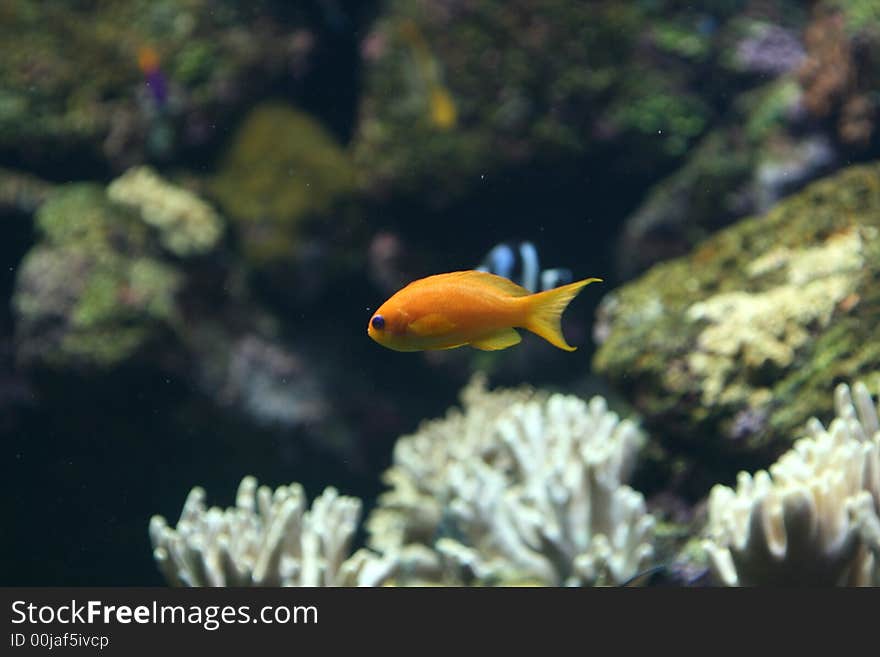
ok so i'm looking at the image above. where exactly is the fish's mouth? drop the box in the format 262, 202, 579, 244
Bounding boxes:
367, 324, 385, 343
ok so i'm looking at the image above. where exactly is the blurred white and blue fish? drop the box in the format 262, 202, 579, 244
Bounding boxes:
476, 241, 572, 293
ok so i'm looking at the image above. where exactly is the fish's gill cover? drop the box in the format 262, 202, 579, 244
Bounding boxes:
593, 162, 880, 454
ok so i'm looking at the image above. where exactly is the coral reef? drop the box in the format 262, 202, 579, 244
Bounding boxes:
210, 103, 356, 273
367, 375, 538, 559
108, 166, 223, 257
209, 334, 328, 430
0, 167, 55, 215
594, 162, 880, 453
9, 0, 880, 591
729, 20, 805, 76
615, 76, 836, 279
148, 376, 880, 588
150, 476, 395, 587
366, 375, 655, 586
0, 1, 316, 169
798, 2, 880, 149
610, 3, 880, 280
206, 326, 369, 457
703, 381, 880, 586
353, 1, 723, 205
12, 184, 183, 370
9, 167, 363, 465
687, 229, 862, 406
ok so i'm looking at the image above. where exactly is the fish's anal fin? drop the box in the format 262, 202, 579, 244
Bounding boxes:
408, 313, 456, 337
469, 328, 522, 351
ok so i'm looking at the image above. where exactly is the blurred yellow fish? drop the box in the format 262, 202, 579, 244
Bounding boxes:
429, 87, 457, 130
368, 270, 601, 352
399, 19, 457, 130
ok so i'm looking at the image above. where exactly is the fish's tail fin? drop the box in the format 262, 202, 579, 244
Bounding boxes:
523, 277, 602, 351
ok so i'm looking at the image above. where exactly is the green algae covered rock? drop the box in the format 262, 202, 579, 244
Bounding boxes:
0, 0, 312, 167
616, 78, 836, 278
12, 184, 183, 370
0, 167, 55, 215
210, 103, 356, 269
353, 0, 716, 204
594, 162, 880, 453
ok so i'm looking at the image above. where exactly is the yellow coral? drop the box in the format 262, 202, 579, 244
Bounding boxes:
686, 228, 865, 405
210, 103, 355, 266
108, 166, 223, 257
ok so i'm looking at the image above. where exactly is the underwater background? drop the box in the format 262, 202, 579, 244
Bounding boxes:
3, 0, 880, 586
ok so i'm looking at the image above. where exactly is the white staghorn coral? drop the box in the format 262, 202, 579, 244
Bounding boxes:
704, 381, 880, 586
366, 375, 539, 562
367, 375, 655, 586
849, 493, 880, 587
438, 394, 654, 585
150, 476, 394, 587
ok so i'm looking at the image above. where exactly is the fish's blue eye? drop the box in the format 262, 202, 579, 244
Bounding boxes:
371, 315, 385, 330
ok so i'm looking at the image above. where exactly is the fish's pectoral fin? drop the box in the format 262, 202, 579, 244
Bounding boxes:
408, 313, 457, 337
469, 328, 522, 351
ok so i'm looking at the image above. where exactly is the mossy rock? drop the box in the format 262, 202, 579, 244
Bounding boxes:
594, 162, 880, 454
615, 78, 834, 279
12, 183, 182, 371
827, 0, 880, 33
210, 103, 356, 268
0, 1, 310, 166
352, 0, 725, 205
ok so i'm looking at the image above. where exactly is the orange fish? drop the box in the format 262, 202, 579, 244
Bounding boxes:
367, 270, 601, 352
137, 46, 161, 75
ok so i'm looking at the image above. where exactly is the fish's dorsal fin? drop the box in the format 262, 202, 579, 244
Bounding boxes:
470, 328, 522, 351
447, 270, 532, 297
408, 313, 457, 337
